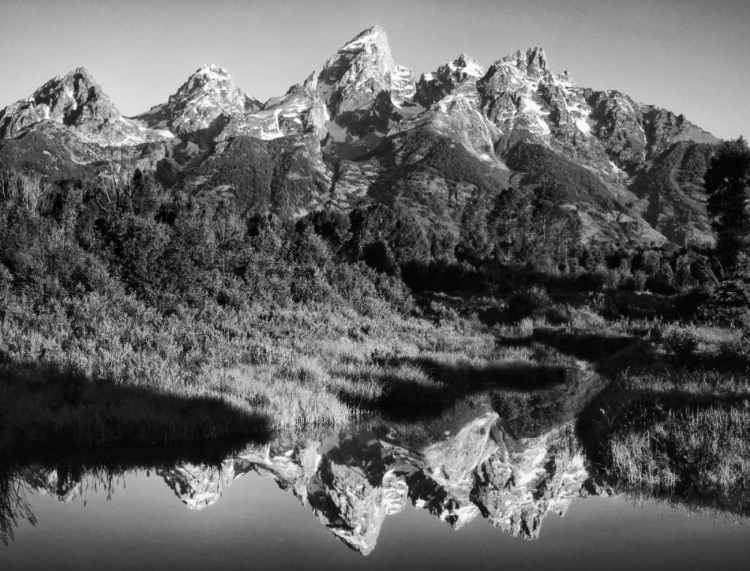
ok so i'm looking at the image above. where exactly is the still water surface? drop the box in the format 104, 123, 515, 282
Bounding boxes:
2, 410, 749, 570
2, 469, 749, 571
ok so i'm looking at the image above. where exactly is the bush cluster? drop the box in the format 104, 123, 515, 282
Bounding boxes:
0, 170, 414, 318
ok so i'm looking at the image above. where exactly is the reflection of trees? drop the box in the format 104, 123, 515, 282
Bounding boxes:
17, 465, 125, 505
0, 468, 37, 546
0, 442, 245, 546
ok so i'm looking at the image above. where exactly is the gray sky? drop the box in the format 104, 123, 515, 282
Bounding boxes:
1, 0, 748, 140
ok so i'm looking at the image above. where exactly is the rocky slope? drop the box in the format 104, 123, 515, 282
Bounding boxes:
0, 26, 722, 245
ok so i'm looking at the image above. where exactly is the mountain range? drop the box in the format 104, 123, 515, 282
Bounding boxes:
0, 25, 721, 246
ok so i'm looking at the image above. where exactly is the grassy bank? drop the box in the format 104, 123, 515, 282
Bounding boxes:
571, 320, 750, 513
582, 367, 750, 511
1, 286, 587, 451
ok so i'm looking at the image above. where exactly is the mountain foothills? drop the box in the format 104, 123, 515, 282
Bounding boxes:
0, 25, 721, 247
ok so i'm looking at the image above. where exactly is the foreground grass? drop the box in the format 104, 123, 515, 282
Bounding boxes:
581, 366, 750, 513
1, 290, 575, 451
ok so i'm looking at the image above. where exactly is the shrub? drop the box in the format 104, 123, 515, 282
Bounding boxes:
373, 272, 415, 314
506, 286, 551, 323
0, 262, 13, 295
586, 291, 620, 319
702, 261, 750, 325
545, 304, 572, 325
633, 270, 648, 292
429, 301, 459, 321
661, 324, 700, 357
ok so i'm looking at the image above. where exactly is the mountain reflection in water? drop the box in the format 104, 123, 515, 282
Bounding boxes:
3, 408, 750, 570
156, 411, 586, 553
4, 409, 588, 554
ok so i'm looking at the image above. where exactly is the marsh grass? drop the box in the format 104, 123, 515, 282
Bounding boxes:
582, 368, 750, 514
1, 288, 583, 451
653, 322, 750, 369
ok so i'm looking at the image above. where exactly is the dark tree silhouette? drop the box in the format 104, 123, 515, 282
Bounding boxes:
705, 137, 750, 267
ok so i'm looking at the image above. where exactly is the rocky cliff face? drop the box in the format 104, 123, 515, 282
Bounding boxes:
316, 25, 415, 156
0, 25, 722, 245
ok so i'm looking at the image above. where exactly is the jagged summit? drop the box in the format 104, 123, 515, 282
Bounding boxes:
317, 24, 396, 102
195, 63, 230, 76
175, 64, 235, 97
502, 47, 549, 75
57, 66, 97, 84
0, 66, 143, 143
0, 67, 117, 134
481, 47, 553, 92
454, 53, 485, 76
316, 24, 416, 153
0, 26, 723, 246
415, 53, 487, 109
478, 45, 571, 142
135, 64, 261, 137
342, 25, 388, 48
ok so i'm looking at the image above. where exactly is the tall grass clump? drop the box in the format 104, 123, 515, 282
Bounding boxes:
584, 368, 750, 513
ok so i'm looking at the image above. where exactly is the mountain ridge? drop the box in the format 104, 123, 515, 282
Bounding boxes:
0, 25, 723, 246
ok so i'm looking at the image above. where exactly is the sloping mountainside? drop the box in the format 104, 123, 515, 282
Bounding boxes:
0, 25, 722, 246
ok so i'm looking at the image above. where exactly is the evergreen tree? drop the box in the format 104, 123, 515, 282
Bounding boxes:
455, 190, 492, 266
705, 137, 750, 267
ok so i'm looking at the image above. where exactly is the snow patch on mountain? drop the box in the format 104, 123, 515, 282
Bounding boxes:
575, 117, 591, 135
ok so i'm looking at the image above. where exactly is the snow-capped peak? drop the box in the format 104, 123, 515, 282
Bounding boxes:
453, 54, 485, 78
316, 24, 410, 149
341, 25, 387, 50
195, 64, 230, 78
